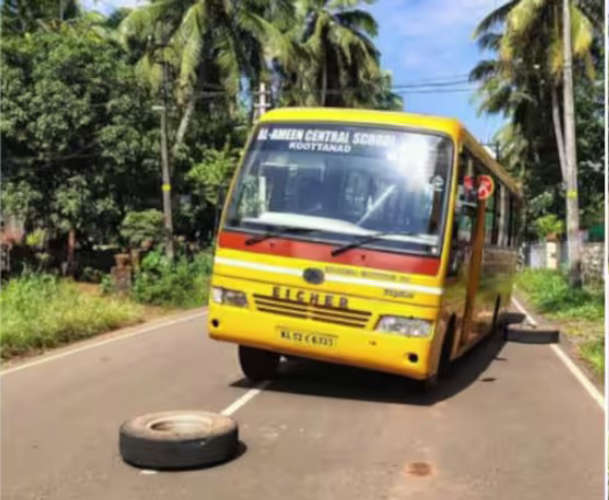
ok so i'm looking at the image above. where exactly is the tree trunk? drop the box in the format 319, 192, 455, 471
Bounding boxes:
562, 0, 582, 287
550, 85, 567, 182
66, 228, 76, 276
320, 60, 328, 106
171, 92, 196, 160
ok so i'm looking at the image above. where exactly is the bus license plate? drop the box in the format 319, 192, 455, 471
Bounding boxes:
277, 327, 337, 348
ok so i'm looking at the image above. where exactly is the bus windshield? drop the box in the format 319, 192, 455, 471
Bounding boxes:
225, 123, 454, 256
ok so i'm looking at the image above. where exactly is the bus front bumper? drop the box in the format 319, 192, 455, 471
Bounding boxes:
208, 303, 435, 380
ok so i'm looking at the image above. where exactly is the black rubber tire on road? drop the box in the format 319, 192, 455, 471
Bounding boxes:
119, 411, 238, 469
504, 324, 559, 344
238, 345, 280, 382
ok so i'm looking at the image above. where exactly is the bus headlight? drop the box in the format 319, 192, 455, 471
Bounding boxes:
375, 317, 433, 338
211, 287, 248, 307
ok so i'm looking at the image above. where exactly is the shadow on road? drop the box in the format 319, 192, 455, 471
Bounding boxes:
230, 314, 521, 406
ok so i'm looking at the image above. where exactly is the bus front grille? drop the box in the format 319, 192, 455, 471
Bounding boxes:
253, 294, 371, 328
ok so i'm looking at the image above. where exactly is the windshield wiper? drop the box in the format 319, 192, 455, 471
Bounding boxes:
330, 231, 417, 257
244, 226, 315, 246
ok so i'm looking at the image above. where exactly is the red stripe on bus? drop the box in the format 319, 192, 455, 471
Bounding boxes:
218, 231, 440, 276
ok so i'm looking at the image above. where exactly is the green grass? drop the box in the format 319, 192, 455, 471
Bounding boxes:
515, 269, 603, 321
515, 269, 604, 375
1, 273, 144, 359
580, 338, 604, 377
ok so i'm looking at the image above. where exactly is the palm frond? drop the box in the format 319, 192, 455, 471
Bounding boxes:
334, 9, 378, 37
473, 0, 519, 38
469, 59, 499, 82
570, 5, 593, 58
328, 0, 376, 9
118, 0, 180, 46
134, 52, 163, 92
476, 32, 502, 51
505, 0, 547, 37
174, 3, 207, 95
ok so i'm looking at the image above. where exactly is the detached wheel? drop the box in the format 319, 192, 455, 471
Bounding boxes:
119, 411, 238, 469
238, 345, 279, 382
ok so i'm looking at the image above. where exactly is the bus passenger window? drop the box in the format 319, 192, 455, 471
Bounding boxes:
506, 193, 515, 247
448, 156, 477, 276
497, 184, 509, 247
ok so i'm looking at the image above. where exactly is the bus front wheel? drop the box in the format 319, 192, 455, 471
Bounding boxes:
238, 345, 279, 382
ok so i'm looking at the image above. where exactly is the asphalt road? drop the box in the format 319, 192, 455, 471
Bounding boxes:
1, 310, 604, 500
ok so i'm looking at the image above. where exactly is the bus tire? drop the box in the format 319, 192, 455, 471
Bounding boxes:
418, 374, 438, 392
437, 317, 456, 378
119, 411, 238, 469
238, 345, 279, 382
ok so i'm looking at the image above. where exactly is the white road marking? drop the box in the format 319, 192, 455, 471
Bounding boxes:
139, 470, 158, 475
511, 298, 604, 410
220, 380, 270, 416
1, 311, 208, 376
511, 296, 538, 326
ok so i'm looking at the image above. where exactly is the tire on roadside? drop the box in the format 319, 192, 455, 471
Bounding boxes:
119, 411, 238, 469
238, 345, 280, 382
504, 323, 559, 344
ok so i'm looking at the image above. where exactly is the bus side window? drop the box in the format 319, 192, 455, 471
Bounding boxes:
507, 193, 515, 247
498, 184, 509, 247
448, 152, 476, 276
508, 194, 521, 248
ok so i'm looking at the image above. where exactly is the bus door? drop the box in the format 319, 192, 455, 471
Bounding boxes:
448, 151, 487, 350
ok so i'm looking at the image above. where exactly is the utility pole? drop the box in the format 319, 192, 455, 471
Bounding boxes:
152, 36, 175, 260
562, 0, 582, 287
159, 60, 174, 260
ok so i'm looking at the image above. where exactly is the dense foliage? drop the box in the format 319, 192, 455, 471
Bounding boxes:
1, 27, 159, 249
470, 0, 604, 242
131, 250, 212, 307
1, 0, 401, 271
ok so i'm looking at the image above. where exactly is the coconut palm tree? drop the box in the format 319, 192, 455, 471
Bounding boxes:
471, 0, 594, 286
119, 0, 295, 153
280, 0, 382, 107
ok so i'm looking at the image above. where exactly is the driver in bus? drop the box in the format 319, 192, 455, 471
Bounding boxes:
297, 177, 324, 215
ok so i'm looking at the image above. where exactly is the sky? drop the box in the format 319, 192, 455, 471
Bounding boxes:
82, 0, 505, 143
364, 0, 505, 143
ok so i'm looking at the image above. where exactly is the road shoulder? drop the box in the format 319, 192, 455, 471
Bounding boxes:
512, 291, 604, 394
0, 307, 208, 373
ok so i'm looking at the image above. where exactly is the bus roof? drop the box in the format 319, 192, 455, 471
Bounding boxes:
260, 107, 522, 197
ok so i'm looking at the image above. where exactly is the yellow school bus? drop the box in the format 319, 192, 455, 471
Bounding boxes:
208, 107, 521, 388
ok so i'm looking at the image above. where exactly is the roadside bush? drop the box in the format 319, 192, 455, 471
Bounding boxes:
0, 273, 143, 359
515, 269, 603, 321
580, 337, 604, 376
533, 214, 564, 241
120, 210, 164, 249
131, 250, 211, 308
